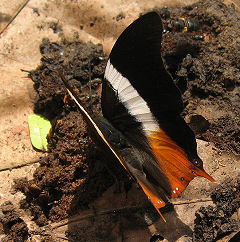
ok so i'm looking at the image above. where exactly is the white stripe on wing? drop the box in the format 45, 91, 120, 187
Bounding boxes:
104, 60, 159, 133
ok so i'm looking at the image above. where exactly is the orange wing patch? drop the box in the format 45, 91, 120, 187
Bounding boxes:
138, 181, 166, 222
148, 129, 215, 198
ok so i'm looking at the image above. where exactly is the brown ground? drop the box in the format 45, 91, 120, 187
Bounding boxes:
194, 178, 240, 241
13, 39, 116, 227
1, 0, 240, 241
0, 201, 29, 241
159, 1, 240, 155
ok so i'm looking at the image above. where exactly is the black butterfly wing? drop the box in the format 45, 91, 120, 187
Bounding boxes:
61, 12, 214, 221
102, 12, 183, 123
102, 12, 215, 215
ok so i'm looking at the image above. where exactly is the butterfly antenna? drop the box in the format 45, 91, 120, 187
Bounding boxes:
58, 70, 92, 115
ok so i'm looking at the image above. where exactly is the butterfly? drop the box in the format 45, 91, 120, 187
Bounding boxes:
60, 11, 215, 221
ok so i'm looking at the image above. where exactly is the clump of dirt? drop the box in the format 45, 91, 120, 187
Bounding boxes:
158, 0, 240, 154
194, 178, 240, 241
0, 201, 29, 241
29, 38, 106, 120
14, 39, 123, 226
49, 22, 63, 34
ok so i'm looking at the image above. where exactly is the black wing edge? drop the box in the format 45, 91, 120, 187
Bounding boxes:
102, 11, 183, 123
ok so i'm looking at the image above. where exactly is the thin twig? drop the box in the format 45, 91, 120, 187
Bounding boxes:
21, 69, 32, 73
0, 0, 30, 35
172, 198, 213, 206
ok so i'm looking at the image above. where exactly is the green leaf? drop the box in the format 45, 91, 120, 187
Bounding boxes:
28, 114, 52, 151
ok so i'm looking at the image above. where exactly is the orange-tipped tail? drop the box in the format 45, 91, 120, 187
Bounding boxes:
138, 181, 166, 222
195, 168, 216, 183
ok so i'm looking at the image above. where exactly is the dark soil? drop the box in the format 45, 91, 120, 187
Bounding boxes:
7, 0, 240, 241
0, 201, 29, 241
14, 38, 123, 227
158, 0, 240, 154
158, 2, 240, 238
194, 178, 240, 241
30, 38, 107, 120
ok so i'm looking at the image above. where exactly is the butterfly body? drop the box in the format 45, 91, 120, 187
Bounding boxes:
61, 11, 215, 220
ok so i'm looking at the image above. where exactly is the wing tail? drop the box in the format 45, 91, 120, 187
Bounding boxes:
138, 181, 166, 222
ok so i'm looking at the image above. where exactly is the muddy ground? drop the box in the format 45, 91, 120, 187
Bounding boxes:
159, 1, 240, 155
1, 0, 240, 241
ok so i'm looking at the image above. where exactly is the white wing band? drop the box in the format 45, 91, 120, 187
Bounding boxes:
105, 60, 159, 133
